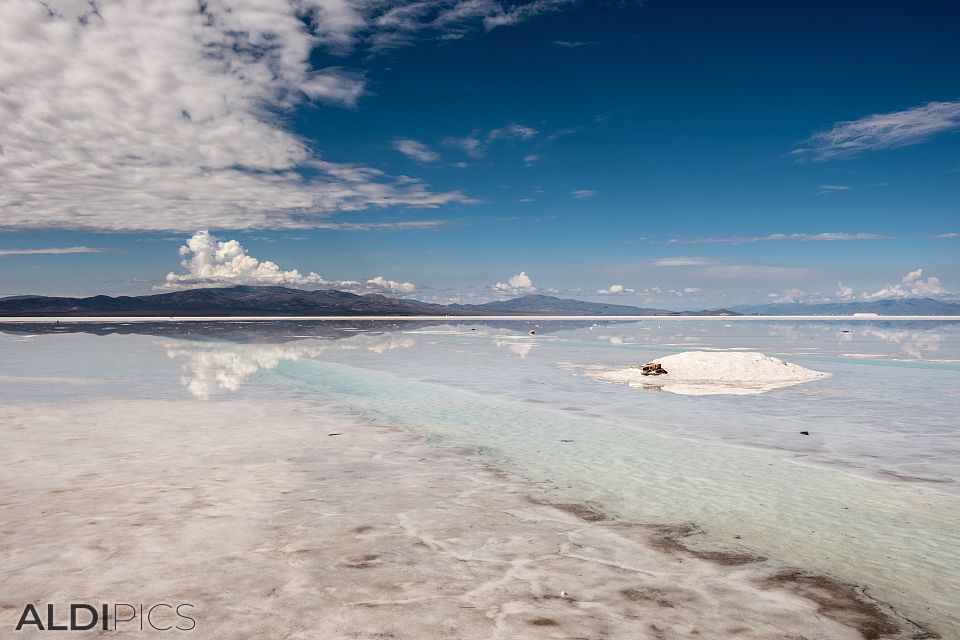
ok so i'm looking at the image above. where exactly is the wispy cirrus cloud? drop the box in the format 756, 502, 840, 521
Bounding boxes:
570, 189, 596, 199
664, 232, 883, 244
444, 123, 539, 159
935, 232, 959, 239
550, 39, 598, 47
483, 0, 576, 29
0, 246, 107, 257
488, 124, 538, 141
792, 101, 960, 161
651, 257, 815, 280
303, 220, 450, 231
392, 138, 440, 162
651, 257, 720, 267
817, 184, 850, 195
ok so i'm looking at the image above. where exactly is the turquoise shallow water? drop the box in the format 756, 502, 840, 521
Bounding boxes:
2, 319, 959, 635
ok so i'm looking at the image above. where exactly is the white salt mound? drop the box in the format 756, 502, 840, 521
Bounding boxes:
594, 351, 830, 396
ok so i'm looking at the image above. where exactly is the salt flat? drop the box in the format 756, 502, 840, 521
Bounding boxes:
0, 395, 928, 639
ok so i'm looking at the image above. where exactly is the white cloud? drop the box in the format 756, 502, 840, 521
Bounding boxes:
666, 232, 882, 244
835, 283, 855, 300
570, 189, 596, 199
0, 246, 106, 257
523, 154, 540, 166
935, 232, 959, 239
4, 0, 589, 231
483, 0, 576, 29
393, 138, 440, 162
652, 257, 722, 267
492, 271, 536, 294
702, 264, 815, 280
817, 184, 850, 194
861, 268, 945, 300
793, 101, 960, 161
161, 231, 420, 293
550, 40, 596, 47
444, 123, 538, 159
488, 123, 538, 140
444, 135, 486, 158
162, 231, 331, 289
597, 284, 634, 295
366, 276, 416, 294
766, 288, 827, 304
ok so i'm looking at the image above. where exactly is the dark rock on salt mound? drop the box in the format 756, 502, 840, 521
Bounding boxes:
800, 431, 810, 436
641, 362, 668, 376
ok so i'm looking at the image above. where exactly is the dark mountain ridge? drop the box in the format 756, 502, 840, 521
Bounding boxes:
0, 286, 737, 317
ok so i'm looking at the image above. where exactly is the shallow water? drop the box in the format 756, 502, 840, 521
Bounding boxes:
2, 319, 959, 635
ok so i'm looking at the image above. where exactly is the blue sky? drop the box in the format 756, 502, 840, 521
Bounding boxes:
0, 0, 957, 307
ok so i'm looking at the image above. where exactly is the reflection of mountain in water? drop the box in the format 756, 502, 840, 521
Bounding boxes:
163, 333, 416, 399
0, 319, 617, 342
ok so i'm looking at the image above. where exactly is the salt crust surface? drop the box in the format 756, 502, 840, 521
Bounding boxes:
0, 396, 923, 639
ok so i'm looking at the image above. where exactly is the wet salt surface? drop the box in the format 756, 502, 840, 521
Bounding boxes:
1, 319, 959, 637
0, 398, 924, 639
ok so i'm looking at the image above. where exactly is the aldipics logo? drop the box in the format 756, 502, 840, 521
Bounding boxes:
14, 603, 196, 632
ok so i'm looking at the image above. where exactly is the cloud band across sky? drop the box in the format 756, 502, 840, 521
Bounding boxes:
0, 0, 573, 232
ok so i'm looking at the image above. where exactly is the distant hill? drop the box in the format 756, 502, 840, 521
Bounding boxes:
731, 297, 960, 316
0, 286, 738, 317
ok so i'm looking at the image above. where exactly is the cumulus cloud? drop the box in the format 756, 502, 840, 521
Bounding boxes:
492, 271, 536, 294
3, 0, 579, 231
835, 283, 855, 300
597, 284, 634, 295
0, 246, 106, 257
861, 268, 945, 300
366, 276, 416, 294
161, 230, 420, 293
162, 231, 331, 289
792, 101, 960, 161
393, 138, 440, 162
570, 189, 596, 199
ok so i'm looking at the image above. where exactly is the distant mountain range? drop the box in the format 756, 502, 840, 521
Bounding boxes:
1, 286, 956, 317
730, 297, 960, 316
0, 286, 736, 317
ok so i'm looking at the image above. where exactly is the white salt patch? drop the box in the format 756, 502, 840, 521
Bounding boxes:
591, 351, 830, 395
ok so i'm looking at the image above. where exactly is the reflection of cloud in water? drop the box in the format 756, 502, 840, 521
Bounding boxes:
494, 339, 535, 358
164, 334, 416, 398
856, 328, 943, 359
